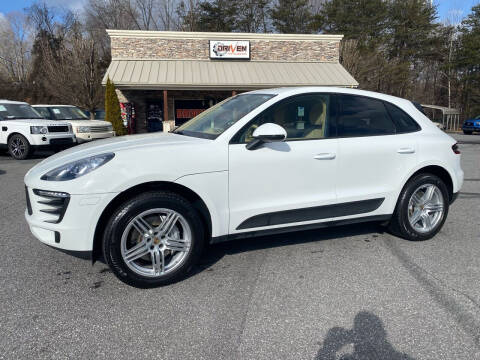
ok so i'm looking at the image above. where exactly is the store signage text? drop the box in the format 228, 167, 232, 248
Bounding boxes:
209, 40, 250, 59
176, 108, 205, 119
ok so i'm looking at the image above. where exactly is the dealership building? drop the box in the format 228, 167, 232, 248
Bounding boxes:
102, 29, 358, 133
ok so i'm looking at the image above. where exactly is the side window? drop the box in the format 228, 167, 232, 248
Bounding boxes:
337, 95, 396, 137
384, 102, 421, 133
35, 108, 51, 119
232, 94, 334, 143
0, 105, 7, 120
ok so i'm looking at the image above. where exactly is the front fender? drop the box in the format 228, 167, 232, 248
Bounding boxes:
175, 171, 229, 238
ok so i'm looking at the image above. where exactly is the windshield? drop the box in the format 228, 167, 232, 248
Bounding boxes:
0, 103, 43, 120
48, 106, 89, 120
174, 94, 275, 139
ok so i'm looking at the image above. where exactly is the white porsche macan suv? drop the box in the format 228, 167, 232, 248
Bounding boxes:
24, 87, 464, 287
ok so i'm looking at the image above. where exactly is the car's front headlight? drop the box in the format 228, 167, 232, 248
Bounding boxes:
31, 126, 48, 134
76, 126, 91, 133
107, 124, 113, 131
41, 153, 115, 181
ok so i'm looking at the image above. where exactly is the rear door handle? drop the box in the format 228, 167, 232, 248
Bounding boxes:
314, 153, 336, 160
397, 148, 415, 154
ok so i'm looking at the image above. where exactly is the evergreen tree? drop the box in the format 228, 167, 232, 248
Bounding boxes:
387, 0, 439, 63
104, 77, 126, 136
314, 0, 389, 50
236, 0, 271, 33
196, 0, 238, 32
270, 0, 313, 34
455, 4, 480, 117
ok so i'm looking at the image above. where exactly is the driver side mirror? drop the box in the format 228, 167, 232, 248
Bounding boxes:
246, 123, 287, 150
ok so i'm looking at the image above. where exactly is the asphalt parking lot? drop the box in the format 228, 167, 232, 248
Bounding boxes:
1, 134, 479, 360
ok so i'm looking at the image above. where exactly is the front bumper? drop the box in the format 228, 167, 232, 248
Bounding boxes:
462, 125, 480, 132
30, 133, 76, 146
76, 131, 115, 143
25, 187, 118, 252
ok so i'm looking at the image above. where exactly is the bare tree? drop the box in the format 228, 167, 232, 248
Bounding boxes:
131, 0, 158, 30
0, 12, 34, 86
158, 0, 177, 30
36, 19, 105, 113
175, 0, 200, 31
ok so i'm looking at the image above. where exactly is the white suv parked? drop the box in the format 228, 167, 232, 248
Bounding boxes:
32, 105, 114, 143
0, 100, 75, 160
24, 87, 463, 287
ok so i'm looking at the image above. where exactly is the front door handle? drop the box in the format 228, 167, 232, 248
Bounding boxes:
314, 153, 336, 160
397, 148, 415, 154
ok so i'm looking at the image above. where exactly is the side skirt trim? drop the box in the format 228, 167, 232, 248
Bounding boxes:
236, 198, 385, 230
211, 214, 391, 244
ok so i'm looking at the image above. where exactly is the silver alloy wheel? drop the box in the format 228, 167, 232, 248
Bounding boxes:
120, 208, 192, 277
10, 137, 26, 158
407, 183, 445, 234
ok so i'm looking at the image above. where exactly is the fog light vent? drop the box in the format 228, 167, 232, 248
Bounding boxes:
33, 189, 70, 224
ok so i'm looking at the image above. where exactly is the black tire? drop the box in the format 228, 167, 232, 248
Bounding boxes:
389, 173, 449, 241
103, 191, 205, 288
463, 131, 472, 135
8, 134, 31, 160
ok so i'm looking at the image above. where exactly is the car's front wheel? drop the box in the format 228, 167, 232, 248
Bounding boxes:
463, 130, 472, 135
103, 191, 205, 288
8, 134, 31, 160
389, 173, 449, 241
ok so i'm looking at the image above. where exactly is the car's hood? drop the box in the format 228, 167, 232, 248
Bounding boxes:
3, 119, 70, 126
27, 132, 209, 177
63, 120, 111, 127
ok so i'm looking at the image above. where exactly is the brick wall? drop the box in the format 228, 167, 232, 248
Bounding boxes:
111, 38, 340, 63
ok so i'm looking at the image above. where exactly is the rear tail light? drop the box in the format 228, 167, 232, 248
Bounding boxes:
452, 143, 460, 154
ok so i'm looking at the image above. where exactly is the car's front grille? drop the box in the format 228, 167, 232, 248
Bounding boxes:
465, 122, 473, 126
90, 126, 111, 133
32, 189, 70, 224
48, 126, 69, 133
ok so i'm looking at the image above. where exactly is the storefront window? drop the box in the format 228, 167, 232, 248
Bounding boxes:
174, 94, 275, 139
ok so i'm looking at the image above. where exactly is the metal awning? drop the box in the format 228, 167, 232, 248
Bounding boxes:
102, 59, 358, 90
421, 104, 461, 131
421, 104, 460, 115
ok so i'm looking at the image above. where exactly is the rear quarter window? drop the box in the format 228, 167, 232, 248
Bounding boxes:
384, 102, 421, 133
336, 95, 396, 137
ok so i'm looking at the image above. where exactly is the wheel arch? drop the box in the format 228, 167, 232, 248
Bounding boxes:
91, 181, 212, 263
7, 132, 31, 143
405, 165, 454, 201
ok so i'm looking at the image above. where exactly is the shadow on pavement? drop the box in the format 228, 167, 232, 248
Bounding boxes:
0, 150, 54, 161
192, 222, 385, 276
459, 192, 480, 199
315, 311, 415, 360
0, 169, 5, 175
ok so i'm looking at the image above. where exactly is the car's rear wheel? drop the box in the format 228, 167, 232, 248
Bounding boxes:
103, 191, 205, 288
8, 134, 31, 160
389, 173, 449, 241
463, 130, 472, 135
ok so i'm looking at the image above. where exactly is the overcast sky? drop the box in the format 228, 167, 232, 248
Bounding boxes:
0, 0, 479, 25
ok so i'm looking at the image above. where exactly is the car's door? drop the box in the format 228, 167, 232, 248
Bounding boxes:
228, 93, 338, 233
334, 94, 418, 209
